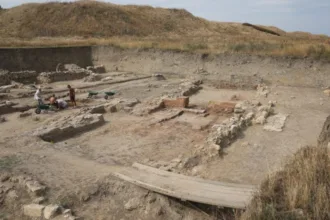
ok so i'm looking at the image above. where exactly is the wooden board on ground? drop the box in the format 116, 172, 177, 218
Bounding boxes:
112, 163, 258, 209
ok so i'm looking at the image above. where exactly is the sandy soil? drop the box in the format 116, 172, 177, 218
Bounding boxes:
1, 71, 329, 220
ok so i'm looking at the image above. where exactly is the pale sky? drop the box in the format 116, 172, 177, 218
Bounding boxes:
1, 0, 329, 35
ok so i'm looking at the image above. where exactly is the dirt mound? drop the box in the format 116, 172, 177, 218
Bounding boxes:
2, 1, 321, 40
0, 1, 209, 38
1, 1, 330, 60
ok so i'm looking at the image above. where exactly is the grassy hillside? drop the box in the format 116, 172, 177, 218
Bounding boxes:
0, 1, 212, 38
241, 146, 330, 220
0, 1, 330, 59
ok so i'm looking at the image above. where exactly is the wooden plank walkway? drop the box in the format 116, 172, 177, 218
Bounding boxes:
112, 163, 258, 209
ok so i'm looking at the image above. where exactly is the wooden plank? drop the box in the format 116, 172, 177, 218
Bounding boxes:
112, 163, 257, 209
133, 163, 257, 190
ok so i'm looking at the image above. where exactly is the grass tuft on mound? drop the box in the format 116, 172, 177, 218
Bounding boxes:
242, 146, 330, 220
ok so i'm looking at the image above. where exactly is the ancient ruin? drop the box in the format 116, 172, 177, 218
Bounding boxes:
0, 5, 330, 218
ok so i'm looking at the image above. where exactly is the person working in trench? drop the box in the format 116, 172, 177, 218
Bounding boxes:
53, 98, 68, 110
34, 87, 43, 105
68, 85, 77, 107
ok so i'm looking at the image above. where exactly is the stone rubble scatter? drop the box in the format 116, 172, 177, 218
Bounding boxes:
0, 172, 81, 219
83, 73, 102, 82
256, 84, 270, 98
86, 65, 106, 74
206, 101, 275, 156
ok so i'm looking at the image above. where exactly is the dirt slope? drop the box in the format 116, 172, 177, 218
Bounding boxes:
0, 1, 215, 38
0, 1, 329, 59
0, 0, 324, 40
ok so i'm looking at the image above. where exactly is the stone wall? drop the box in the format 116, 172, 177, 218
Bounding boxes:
0, 70, 38, 85
0, 70, 10, 86
10, 71, 38, 84
37, 70, 90, 84
0, 47, 93, 72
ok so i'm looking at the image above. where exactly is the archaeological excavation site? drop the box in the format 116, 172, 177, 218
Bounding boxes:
1, 1, 330, 220
1, 45, 330, 220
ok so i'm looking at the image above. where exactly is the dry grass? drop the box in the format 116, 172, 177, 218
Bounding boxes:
242, 23, 281, 36
241, 146, 330, 220
2, 36, 329, 60
0, 1, 330, 60
0, 155, 19, 171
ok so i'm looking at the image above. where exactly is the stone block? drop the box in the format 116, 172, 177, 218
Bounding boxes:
23, 204, 45, 217
44, 204, 60, 219
25, 180, 46, 196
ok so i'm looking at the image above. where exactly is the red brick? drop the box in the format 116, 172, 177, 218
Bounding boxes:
163, 97, 189, 108
207, 102, 236, 114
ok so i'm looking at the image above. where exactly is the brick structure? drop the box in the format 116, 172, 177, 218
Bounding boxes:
163, 97, 189, 108
207, 102, 236, 114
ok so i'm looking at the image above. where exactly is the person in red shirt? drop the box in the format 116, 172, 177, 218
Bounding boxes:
68, 85, 77, 107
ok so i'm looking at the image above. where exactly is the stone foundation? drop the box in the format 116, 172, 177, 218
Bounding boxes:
37, 70, 90, 83
33, 113, 105, 142
0, 70, 38, 85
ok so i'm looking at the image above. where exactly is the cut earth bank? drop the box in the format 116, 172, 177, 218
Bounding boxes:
1, 46, 330, 220
1, 46, 330, 88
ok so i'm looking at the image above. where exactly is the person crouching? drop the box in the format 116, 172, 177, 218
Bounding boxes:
54, 99, 68, 110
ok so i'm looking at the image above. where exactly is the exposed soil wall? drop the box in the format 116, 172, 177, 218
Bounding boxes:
92, 46, 330, 88
0, 47, 93, 72
1, 46, 330, 88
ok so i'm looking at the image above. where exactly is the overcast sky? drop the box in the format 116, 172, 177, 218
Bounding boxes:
1, 0, 329, 35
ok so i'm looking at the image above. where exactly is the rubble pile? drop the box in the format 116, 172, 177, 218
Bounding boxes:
83, 73, 102, 82
109, 98, 140, 112
0, 172, 81, 219
179, 79, 202, 96
205, 101, 275, 156
63, 63, 84, 72
256, 84, 270, 98
253, 104, 274, 125
87, 65, 106, 74
132, 97, 165, 116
